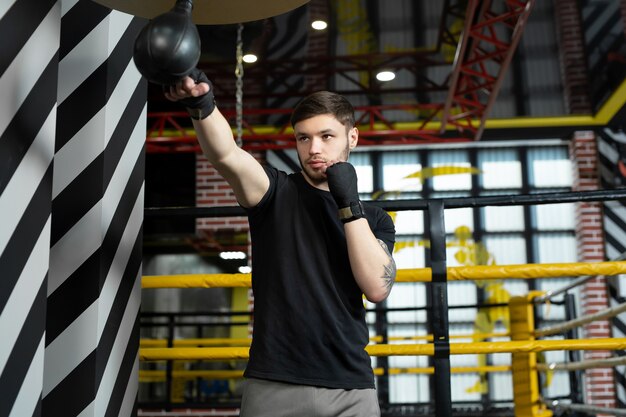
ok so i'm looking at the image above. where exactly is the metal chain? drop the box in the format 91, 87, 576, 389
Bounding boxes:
235, 23, 244, 148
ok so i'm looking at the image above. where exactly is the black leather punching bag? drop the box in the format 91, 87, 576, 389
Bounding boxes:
133, 0, 200, 85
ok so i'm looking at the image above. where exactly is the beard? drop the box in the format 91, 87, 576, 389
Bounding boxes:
298, 141, 351, 186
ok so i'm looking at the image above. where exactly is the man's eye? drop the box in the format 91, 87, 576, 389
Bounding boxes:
297, 136, 309, 142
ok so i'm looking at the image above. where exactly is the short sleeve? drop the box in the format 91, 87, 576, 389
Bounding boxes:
245, 165, 280, 218
366, 205, 395, 253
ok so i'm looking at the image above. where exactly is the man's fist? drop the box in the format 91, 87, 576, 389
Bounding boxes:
164, 68, 215, 120
326, 162, 359, 209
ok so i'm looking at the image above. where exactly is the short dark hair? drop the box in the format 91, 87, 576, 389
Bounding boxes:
290, 91, 355, 129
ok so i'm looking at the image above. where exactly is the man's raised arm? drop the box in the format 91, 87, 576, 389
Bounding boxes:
165, 69, 269, 208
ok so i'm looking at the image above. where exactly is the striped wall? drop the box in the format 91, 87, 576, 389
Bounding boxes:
0, 0, 147, 416
0, 1, 59, 416
265, 5, 308, 114
580, 0, 625, 109
597, 128, 626, 408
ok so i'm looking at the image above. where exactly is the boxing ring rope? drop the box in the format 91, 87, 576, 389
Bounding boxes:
370, 332, 511, 342
139, 365, 514, 381
547, 400, 626, 417
137, 295, 626, 417
138, 338, 626, 361
137, 356, 626, 381
141, 260, 626, 288
139, 412, 238, 417
139, 254, 626, 417
534, 252, 626, 303
139, 331, 512, 347
141, 189, 626, 417
145, 189, 626, 219
540, 355, 626, 372
535, 301, 626, 337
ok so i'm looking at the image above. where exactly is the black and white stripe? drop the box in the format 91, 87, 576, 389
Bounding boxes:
266, 149, 300, 174
597, 127, 626, 407
1, 0, 146, 415
265, 5, 309, 114
581, 0, 622, 72
0, 0, 59, 416
263, 5, 310, 174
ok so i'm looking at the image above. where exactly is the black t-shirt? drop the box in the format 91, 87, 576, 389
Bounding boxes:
243, 166, 395, 389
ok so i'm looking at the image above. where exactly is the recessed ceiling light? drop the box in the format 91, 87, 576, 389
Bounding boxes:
376, 70, 396, 82
243, 53, 258, 63
311, 20, 328, 30
219, 251, 246, 260
239, 266, 252, 273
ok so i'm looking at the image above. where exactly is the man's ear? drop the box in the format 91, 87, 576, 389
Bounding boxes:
349, 127, 359, 149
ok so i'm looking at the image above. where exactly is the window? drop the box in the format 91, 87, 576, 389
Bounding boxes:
365, 141, 576, 405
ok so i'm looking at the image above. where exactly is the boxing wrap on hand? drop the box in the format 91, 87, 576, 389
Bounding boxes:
174, 68, 216, 120
326, 162, 365, 223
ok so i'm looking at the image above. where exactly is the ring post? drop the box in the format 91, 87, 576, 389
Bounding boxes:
427, 201, 451, 417
509, 293, 552, 417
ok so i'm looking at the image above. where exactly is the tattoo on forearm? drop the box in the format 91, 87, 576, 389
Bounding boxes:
377, 239, 397, 294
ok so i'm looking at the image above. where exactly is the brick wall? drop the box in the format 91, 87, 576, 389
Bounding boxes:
554, 0, 592, 114
195, 154, 249, 232
570, 131, 616, 412
196, 150, 265, 339
195, 150, 266, 231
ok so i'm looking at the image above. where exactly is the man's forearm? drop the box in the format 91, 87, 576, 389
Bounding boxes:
191, 107, 240, 166
344, 219, 396, 303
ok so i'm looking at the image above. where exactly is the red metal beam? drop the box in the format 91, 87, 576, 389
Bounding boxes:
145, 0, 536, 152
440, 0, 535, 140
145, 105, 472, 153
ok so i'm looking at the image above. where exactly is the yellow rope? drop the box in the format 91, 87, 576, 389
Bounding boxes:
142, 261, 626, 288
138, 358, 626, 382
140, 338, 253, 347
142, 273, 251, 289
138, 338, 626, 361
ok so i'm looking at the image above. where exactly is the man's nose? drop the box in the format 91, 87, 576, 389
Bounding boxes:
309, 137, 322, 154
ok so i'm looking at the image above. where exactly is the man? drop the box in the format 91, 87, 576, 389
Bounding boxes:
165, 69, 396, 417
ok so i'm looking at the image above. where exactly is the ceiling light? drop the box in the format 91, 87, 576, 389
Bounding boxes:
242, 53, 258, 63
311, 20, 328, 30
239, 266, 252, 273
219, 251, 246, 260
376, 71, 396, 82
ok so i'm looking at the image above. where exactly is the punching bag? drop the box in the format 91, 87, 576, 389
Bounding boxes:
133, 0, 201, 85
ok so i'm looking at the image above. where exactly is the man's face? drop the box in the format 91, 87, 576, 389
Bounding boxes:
293, 114, 358, 188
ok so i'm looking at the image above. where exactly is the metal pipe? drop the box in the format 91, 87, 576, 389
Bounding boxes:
534, 302, 626, 337
145, 188, 626, 217
538, 356, 626, 372
548, 401, 626, 416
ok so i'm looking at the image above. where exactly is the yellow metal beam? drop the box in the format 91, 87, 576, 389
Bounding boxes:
595, 77, 626, 124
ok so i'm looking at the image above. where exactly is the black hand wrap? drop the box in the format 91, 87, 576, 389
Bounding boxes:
172, 68, 216, 120
326, 162, 365, 223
